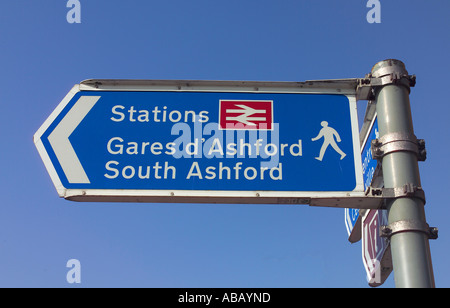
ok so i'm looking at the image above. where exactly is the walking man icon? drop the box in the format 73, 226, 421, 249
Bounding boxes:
311, 121, 346, 161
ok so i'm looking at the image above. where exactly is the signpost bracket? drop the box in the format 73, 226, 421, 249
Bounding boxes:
380, 220, 438, 240
356, 71, 416, 101
371, 132, 426, 161
365, 183, 426, 205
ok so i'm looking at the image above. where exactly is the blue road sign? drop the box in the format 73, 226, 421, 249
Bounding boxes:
345, 114, 379, 241
34, 80, 364, 203
361, 116, 379, 190
345, 208, 361, 239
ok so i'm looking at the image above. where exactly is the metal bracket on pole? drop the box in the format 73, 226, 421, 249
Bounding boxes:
365, 183, 426, 205
371, 132, 427, 161
380, 220, 438, 240
356, 59, 416, 101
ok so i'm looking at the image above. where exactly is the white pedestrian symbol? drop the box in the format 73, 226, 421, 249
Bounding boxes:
311, 121, 346, 161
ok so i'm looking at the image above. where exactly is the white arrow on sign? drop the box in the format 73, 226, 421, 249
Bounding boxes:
48, 96, 100, 184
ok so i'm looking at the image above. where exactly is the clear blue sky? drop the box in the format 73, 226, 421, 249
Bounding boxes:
1, 0, 449, 288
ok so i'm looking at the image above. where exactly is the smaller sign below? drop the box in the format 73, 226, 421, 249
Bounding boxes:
345, 208, 362, 243
362, 209, 393, 287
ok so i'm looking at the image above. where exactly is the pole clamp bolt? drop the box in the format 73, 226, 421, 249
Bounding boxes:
371, 132, 426, 161
365, 183, 426, 204
380, 220, 438, 240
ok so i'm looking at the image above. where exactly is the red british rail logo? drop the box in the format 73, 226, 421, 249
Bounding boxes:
219, 100, 273, 130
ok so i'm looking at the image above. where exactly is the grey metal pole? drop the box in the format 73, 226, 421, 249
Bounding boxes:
371, 59, 435, 288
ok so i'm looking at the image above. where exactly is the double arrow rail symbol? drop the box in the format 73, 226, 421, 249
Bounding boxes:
225, 104, 267, 126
